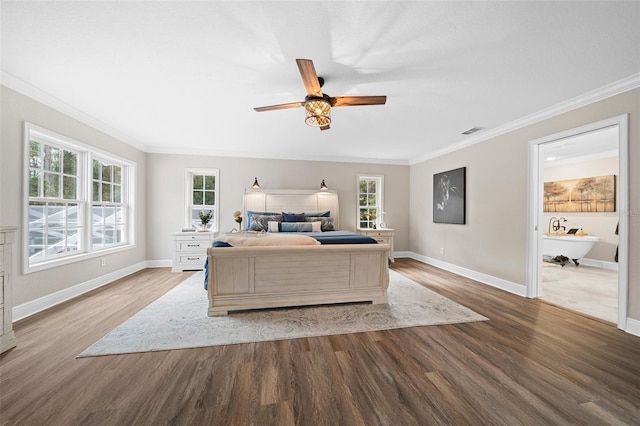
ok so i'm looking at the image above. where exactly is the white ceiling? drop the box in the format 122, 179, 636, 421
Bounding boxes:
542, 125, 619, 167
2, 1, 639, 165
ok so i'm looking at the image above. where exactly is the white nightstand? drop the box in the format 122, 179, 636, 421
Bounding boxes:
357, 228, 395, 262
171, 231, 215, 272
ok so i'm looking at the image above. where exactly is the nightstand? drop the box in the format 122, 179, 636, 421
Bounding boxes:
357, 228, 395, 262
171, 231, 215, 272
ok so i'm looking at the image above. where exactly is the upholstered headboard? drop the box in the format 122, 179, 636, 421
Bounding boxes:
243, 189, 340, 229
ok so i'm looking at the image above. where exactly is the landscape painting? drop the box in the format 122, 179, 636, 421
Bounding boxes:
544, 174, 616, 212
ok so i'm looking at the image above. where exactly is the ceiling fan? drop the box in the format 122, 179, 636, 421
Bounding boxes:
253, 59, 387, 131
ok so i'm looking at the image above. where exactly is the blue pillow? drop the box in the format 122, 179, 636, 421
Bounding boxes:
249, 214, 283, 231
282, 212, 306, 222
246, 211, 279, 230
279, 222, 313, 232
305, 211, 331, 218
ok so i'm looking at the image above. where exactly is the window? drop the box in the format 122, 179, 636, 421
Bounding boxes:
28, 141, 82, 260
24, 123, 135, 272
92, 159, 126, 248
358, 175, 384, 229
185, 169, 219, 231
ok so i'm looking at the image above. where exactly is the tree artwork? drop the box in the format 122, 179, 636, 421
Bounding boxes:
543, 175, 616, 212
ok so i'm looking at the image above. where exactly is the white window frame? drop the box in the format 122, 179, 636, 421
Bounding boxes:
91, 156, 130, 251
357, 174, 384, 229
185, 168, 219, 232
23, 122, 136, 274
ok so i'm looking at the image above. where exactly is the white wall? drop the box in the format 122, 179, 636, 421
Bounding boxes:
544, 156, 619, 262
410, 136, 529, 285
409, 88, 640, 320
146, 154, 410, 263
0, 86, 147, 307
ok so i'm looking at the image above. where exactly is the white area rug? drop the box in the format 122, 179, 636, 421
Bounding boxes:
78, 270, 488, 357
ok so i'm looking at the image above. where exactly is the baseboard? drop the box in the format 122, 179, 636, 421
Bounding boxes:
403, 252, 640, 338
405, 252, 527, 297
13, 261, 147, 321
146, 259, 172, 268
625, 317, 640, 337
394, 251, 412, 259
580, 258, 619, 271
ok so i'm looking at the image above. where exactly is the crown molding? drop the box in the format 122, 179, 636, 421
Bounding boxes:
1, 72, 149, 152
146, 145, 410, 166
4, 70, 637, 167
1, 72, 407, 165
409, 73, 640, 165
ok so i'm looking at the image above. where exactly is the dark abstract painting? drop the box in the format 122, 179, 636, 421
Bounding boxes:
433, 167, 466, 224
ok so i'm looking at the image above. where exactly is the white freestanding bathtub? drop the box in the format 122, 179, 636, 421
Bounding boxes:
542, 235, 600, 263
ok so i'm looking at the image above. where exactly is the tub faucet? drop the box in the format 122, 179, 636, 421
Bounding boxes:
558, 217, 567, 232
548, 217, 557, 233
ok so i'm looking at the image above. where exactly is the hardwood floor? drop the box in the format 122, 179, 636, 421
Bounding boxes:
1, 259, 639, 425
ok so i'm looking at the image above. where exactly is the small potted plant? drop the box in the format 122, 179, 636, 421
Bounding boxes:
199, 210, 213, 231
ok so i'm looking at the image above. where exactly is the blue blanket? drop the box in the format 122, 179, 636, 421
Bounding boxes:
298, 230, 378, 245
203, 231, 378, 289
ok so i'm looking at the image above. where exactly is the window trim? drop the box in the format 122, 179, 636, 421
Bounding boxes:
22, 122, 136, 274
91, 156, 129, 251
184, 168, 219, 232
357, 174, 384, 229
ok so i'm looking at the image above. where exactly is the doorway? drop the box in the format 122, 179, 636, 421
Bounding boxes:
539, 128, 619, 322
527, 115, 629, 330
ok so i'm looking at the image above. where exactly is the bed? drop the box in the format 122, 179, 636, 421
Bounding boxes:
206, 189, 390, 316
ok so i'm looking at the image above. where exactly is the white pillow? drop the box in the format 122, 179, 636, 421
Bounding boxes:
268, 221, 280, 232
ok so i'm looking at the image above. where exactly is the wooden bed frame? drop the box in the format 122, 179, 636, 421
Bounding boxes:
206, 189, 390, 316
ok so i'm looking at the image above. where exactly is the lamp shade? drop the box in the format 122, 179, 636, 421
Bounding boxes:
251, 177, 260, 189
320, 179, 328, 190
304, 99, 331, 127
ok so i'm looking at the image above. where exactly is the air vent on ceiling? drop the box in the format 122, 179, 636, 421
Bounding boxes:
461, 126, 485, 135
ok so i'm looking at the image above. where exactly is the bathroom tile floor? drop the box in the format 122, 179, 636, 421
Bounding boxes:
542, 262, 617, 324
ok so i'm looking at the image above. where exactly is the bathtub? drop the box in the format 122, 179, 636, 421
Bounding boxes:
542, 235, 600, 260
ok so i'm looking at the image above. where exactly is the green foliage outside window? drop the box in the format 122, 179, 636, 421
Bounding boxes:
189, 171, 217, 229
93, 160, 122, 203
192, 174, 216, 206
358, 176, 382, 229
29, 140, 78, 200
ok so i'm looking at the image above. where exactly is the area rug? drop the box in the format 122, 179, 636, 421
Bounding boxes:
78, 270, 488, 357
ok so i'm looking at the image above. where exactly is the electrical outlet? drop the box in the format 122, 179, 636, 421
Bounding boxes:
100, 257, 106, 267
440, 247, 445, 255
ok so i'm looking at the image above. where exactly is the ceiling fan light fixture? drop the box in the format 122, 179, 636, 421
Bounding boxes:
254, 59, 385, 130
304, 98, 331, 127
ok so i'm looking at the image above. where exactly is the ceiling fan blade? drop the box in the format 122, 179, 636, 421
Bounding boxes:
330, 96, 387, 107
320, 124, 330, 131
296, 59, 323, 97
254, 101, 304, 112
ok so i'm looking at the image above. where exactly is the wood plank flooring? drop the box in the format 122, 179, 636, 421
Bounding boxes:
1, 259, 639, 425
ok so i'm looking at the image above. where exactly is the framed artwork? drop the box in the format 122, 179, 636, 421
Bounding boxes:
433, 167, 466, 224
544, 174, 616, 212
